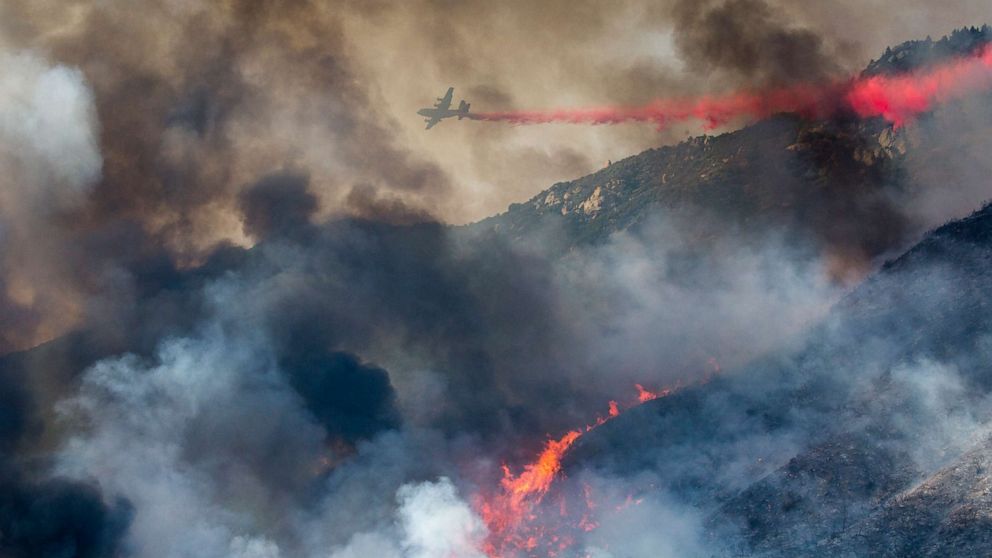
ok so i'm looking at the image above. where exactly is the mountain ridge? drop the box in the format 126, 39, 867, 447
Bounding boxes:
474, 26, 992, 279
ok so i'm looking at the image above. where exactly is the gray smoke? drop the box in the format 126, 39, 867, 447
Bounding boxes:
1, 3, 992, 557
671, 0, 844, 85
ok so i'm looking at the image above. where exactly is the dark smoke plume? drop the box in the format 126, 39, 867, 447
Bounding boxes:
239, 172, 319, 241
672, 0, 844, 86
0, 359, 132, 558
0, 2, 991, 557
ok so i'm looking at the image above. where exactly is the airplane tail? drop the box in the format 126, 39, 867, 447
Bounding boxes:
458, 100, 470, 119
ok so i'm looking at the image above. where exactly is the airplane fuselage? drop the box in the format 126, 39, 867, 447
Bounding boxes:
418, 87, 470, 129
417, 108, 463, 119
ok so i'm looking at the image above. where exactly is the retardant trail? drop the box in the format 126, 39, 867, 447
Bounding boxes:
470, 44, 992, 131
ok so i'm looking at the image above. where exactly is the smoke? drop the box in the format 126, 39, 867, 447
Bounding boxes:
54, 329, 316, 556
560, 207, 992, 555
239, 173, 320, 242
0, 50, 101, 197
0, 474, 132, 558
1, 0, 455, 247
0, 1, 986, 355
12, 121, 992, 556
326, 477, 487, 558
0, 0, 465, 351
0, 317, 132, 558
578, 473, 708, 558
0, 48, 102, 352
671, 0, 845, 86
551, 214, 836, 397
23, 186, 842, 556
396, 478, 488, 558
2, 2, 992, 557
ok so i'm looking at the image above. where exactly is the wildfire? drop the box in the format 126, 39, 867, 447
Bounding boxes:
635, 383, 669, 403
476, 384, 672, 558
470, 44, 992, 132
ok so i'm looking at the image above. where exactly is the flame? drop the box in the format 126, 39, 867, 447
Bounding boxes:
635, 383, 668, 403
470, 44, 992, 131
608, 400, 620, 418
477, 428, 583, 556
475, 384, 677, 557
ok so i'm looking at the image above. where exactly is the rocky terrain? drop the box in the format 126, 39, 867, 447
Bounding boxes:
477, 115, 907, 264
477, 26, 992, 274
565, 178, 992, 557
509, 27, 992, 556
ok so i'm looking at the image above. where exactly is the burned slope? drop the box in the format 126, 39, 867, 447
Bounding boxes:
808, 437, 992, 557
566, 200, 992, 555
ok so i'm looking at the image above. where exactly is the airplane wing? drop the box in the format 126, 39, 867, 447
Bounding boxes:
433, 87, 454, 111
425, 116, 442, 130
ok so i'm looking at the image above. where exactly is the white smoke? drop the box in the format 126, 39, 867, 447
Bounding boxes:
397, 478, 487, 558
326, 532, 402, 558
229, 536, 283, 558
0, 47, 102, 349
327, 477, 486, 558
53, 274, 490, 558
54, 322, 325, 558
549, 213, 838, 398
0, 49, 101, 202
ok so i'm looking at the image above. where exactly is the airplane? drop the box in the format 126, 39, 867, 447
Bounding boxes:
417, 87, 470, 129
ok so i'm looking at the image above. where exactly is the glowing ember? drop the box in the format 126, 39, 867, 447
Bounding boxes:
470, 44, 992, 132
476, 385, 676, 557
635, 383, 669, 403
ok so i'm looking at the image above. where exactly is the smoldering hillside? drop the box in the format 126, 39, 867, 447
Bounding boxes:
564, 198, 992, 556
1, 3, 992, 558
0, 180, 839, 557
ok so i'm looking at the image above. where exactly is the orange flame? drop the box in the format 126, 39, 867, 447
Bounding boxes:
476, 384, 678, 557
477, 428, 583, 556
635, 383, 670, 403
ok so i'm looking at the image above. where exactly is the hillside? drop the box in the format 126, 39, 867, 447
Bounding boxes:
476, 26, 992, 274
476, 115, 906, 262
564, 200, 992, 555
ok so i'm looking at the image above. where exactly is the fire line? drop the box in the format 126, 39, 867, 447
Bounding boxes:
475, 384, 673, 558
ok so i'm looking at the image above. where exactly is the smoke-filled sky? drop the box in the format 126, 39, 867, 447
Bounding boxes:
339, 0, 992, 221
2, 0, 989, 227
3, 2, 992, 558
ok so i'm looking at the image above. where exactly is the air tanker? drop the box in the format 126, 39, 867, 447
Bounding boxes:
417, 87, 470, 129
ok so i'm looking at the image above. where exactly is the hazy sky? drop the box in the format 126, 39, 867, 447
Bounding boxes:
335, 0, 992, 222
4, 0, 988, 227
0, 0, 985, 350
